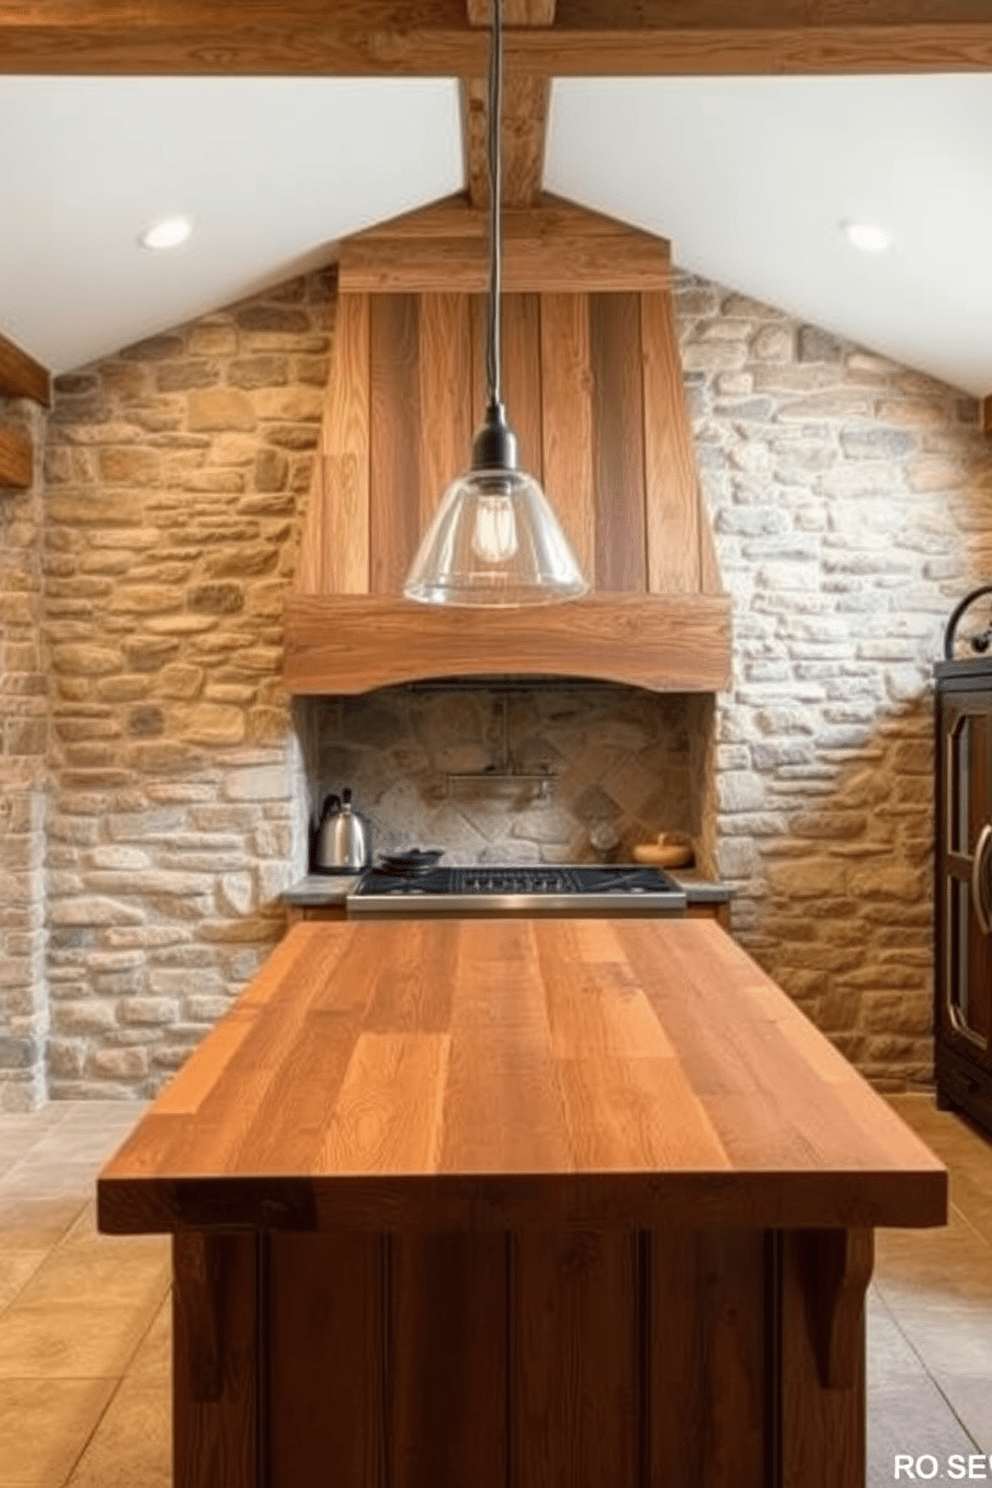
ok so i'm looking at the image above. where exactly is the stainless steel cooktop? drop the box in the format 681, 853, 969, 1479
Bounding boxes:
350, 864, 687, 917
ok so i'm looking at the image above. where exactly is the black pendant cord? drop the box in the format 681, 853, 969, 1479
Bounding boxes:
471, 0, 516, 472
487, 0, 503, 409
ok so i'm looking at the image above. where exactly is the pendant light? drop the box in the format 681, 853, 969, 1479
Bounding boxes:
402, 0, 587, 607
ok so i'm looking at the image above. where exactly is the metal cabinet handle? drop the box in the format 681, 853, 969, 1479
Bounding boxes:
972, 823, 992, 936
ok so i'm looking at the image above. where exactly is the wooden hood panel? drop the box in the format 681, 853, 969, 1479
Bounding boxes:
284, 594, 731, 694
286, 194, 730, 694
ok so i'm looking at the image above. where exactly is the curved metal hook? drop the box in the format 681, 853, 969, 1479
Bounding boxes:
944, 583, 992, 660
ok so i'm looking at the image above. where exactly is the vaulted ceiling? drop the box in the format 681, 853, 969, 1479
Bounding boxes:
3, 3, 992, 394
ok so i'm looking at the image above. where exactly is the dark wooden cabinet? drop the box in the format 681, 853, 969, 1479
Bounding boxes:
935, 658, 992, 1132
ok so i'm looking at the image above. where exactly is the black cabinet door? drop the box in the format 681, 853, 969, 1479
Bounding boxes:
937, 689, 992, 1070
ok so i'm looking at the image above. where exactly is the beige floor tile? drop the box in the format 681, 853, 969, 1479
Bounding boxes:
868, 1377, 980, 1487
0, 1194, 88, 1251
0, 1377, 116, 1488
946, 1172, 992, 1244
128, 1296, 171, 1386
875, 1206, 992, 1308
0, 1253, 47, 1315
18, 1245, 170, 1312
867, 1289, 930, 1384
0, 1141, 40, 1177
0, 1301, 155, 1380
65, 1376, 170, 1488
0, 1109, 68, 1136
877, 1294, 992, 1377
24, 1130, 136, 1169
930, 1373, 992, 1455
888, 1097, 992, 1209
56, 1102, 146, 1128
1, 1164, 99, 1202
59, 1202, 170, 1260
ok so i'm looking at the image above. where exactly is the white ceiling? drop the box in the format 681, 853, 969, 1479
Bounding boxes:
2, 72, 992, 394
0, 78, 464, 375
547, 74, 992, 397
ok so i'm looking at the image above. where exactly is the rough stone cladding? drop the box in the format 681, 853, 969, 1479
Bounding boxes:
297, 686, 711, 868
42, 275, 332, 1098
672, 271, 992, 1091
0, 400, 48, 1110
12, 262, 992, 1101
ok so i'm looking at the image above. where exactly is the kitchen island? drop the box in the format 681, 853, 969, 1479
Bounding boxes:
98, 918, 945, 1488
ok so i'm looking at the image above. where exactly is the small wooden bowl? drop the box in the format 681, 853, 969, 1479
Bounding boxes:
633, 842, 694, 869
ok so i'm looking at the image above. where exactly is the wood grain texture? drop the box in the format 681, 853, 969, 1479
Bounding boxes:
499, 292, 543, 477
5, 3, 992, 77
344, 192, 667, 243
417, 292, 473, 530
0, 427, 32, 489
173, 1231, 259, 1488
297, 292, 369, 594
99, 918, 947, 1236
339, 197, 670, 294
781, 1228, 867, 1488
292, 207, 731, 689
282, 592, 733, 694
462, 75, 551, 209
699, 488, 726, 593
369, 293, 420, 593
267, 1232, 385, 1488
589, 291, 647, 591
800, 1228, 874, 1390
390, 1232, 508, 1488
540, 293, 594, 576
467, 0, 555, 22
649, 1229, 767, 1487
462, 0, 555, 213
983, 393, 992, 436
294, 454, 326, 594
0, 331, 50, 405
341, 228, 670, 294
642, 289, 702, 593
511, 1229, 640, 1488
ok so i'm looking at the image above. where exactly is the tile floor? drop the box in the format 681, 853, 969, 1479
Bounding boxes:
0, 1094, 989, 1486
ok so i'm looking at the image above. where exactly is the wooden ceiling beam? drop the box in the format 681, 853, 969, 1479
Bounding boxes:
461, 75, 550, 210
0, 331, 50, 407
338, 193, 670, 293
461, 1, 553, 210
0, 427, 32, 489
2, 2, 992, 77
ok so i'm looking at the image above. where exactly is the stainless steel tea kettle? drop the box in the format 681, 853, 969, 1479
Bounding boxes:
313, 788, 371, 874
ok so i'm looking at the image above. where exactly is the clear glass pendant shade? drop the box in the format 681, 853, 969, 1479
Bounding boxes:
400, 0, 588, 608
403, 466, 588, 607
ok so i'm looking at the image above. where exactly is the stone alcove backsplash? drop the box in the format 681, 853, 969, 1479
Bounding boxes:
292, 682, 717, 870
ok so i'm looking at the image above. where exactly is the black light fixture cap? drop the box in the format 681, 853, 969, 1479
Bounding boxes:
471, 400, 519, 473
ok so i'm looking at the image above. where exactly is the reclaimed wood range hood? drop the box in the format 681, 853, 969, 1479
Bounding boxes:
283, 193, 732, 695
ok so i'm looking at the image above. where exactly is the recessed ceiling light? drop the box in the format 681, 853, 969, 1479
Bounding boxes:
841, 220, 891, 255
139, 216, 193, 251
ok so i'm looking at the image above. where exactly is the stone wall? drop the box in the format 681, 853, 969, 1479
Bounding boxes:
674, 273, 992, 1089
41, 275, 332, 1098
2, 262, 990, 1102
296, 684, 708, 867
0, 399, 49, 1110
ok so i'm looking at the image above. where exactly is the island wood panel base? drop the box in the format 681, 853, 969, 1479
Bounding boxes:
173, 1225, 870, 1488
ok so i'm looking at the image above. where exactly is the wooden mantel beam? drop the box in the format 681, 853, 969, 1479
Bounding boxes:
2, 2, 992, 77
0, 427, 32, 489
0, 331, 50, 407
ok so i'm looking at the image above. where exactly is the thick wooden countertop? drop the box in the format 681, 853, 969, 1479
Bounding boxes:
98, 918, 946, 1235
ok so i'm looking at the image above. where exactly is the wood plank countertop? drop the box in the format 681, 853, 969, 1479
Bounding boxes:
97, 919, 946, 1236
